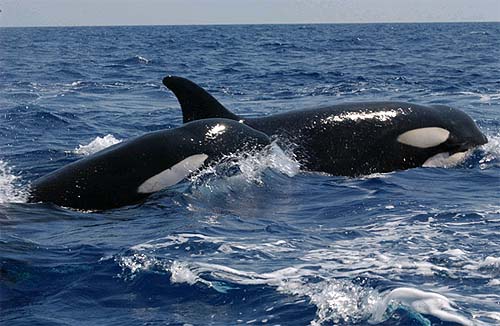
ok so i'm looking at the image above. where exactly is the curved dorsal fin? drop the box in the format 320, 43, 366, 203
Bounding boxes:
163, 76, 239, 123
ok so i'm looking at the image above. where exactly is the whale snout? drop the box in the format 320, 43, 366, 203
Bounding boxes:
427, 105, 488, 149
447, 127, 488, 153
478, 132, 488, 146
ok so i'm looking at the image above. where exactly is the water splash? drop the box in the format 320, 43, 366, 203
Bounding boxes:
180, 142, 300, 211
479, 133, 500, 169
190, 142, 300, 187
235, 142, 300, 179
72, 134, 122, 155
0, 160, 29, 204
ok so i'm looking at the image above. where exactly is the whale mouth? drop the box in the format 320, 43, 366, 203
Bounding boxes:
423, 133, 487, 168
422, 150, 471, 168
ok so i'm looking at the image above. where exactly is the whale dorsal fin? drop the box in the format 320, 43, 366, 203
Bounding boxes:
163, 76, 239, 123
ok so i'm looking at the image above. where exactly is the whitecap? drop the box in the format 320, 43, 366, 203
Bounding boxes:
170, 261, 200, 285
469, 31, 489, 35
69, 80, 83, 87
477, 256, 500, 273
136, 55, 150, 64
370, 287, 473, 326
457, 91, 500, 103
116, 253, 163, 280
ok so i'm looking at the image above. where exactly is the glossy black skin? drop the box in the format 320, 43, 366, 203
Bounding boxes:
30, 119, 270, 210
163, 76, 488, 176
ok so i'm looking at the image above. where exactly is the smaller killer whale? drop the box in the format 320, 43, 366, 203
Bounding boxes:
29, 119, 270, 210
163, 76, 488, 176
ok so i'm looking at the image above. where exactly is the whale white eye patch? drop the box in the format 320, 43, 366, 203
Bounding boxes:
397, 127, 450, 148
137, 154, 208, 194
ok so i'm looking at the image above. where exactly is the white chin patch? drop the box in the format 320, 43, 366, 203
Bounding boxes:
423, 151, 469, 168
137, 154, 208, 194
397, 127, 450, 148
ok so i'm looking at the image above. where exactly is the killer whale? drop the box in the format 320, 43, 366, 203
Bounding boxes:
29, 119, 270, 210
163, 76, 488, 176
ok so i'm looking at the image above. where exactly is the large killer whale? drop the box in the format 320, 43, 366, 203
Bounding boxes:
163, 76, 488, 176
29, 119, 270, 210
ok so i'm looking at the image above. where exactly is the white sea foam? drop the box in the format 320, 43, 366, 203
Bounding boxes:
73, 134, 121, 155
168, 258, 373, 324
479, 133, 500, 169
218, 239, 296, 255
136, 55, 150, 64
430, 91, 500, 104
118, 251, 473, 325
117, 253, 157, 276
458, 91, 500, 103
477, 256, 500, 273
170, 261, 200, 285
130, 233, 225, 251
0, 160, 29, 204
118, 227, 484, 325
370, 288, 473, 326
478, 311, 500, 321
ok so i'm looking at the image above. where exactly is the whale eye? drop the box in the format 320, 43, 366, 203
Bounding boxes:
397, 127, 450, 148
137, 154, 208, 194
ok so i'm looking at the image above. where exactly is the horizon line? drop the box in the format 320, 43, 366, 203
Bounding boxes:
1, 20, 499, 29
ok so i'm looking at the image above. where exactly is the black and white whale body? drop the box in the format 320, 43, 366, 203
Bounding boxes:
29, 119, 270, 210
163, 76, 488, 176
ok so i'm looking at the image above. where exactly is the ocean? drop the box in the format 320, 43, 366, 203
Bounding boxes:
1, 23, 499, 325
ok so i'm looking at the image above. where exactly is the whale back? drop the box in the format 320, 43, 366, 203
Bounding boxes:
29, 119, 270, 210
162, 76, 487, 176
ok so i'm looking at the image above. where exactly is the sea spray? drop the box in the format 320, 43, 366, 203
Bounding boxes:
0, 160, 28, 204
72, 134, 122, 155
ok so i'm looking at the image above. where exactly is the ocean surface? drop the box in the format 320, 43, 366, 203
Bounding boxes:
1, 23, 499, 325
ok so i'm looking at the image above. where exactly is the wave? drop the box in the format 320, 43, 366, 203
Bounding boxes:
370, 287, 473, 325
458, 91, 500, 103
114, 55, 151, 65
429, 90, 500, 104
54, 68, 85, 79
117, 231, 478, 325
469, 31, 490, 36
2, 106, 71, 129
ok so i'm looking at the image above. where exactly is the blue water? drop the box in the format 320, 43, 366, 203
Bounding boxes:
1, 23, 499, 325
